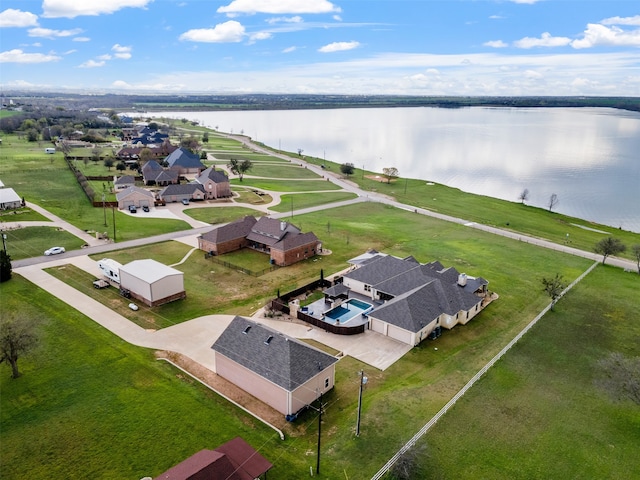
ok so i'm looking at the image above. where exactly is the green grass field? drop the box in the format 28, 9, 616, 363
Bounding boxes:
420, 265, 640, 479
270, 192, 358, 213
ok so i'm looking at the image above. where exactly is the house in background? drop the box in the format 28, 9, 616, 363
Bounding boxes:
336, 252, 491, 345
153, 437, 272, 480
113, 175, 135, 190
141, 160, 179, 186
212, 316, 338, 417
158, 183, 206, 203
164, 147, 206, 176
198, 216, 321, 266
116, 186, 155, 210
194, 166, 231, 199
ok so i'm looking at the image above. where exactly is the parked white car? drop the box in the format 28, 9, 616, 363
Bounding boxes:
44, 247, 65, 256
128, 303, 139, 311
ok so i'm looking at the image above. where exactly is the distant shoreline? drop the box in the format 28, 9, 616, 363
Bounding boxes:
2, 92, 639, 113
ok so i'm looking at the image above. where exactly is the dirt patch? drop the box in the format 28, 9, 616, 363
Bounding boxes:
154, 350, 290, 432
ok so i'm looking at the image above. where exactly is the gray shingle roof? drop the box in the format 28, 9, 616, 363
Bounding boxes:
165, 147, 205, 169
196, 166, 229, 184
271, 231, 319, 252
159, 183, 204, 196
348, 253, 486, 332
200, 216, 257, 243
212, 317, 338, 391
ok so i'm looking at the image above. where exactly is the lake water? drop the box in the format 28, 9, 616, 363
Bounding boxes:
143, 107, 640, 233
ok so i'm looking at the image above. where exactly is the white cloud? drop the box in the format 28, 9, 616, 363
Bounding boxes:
28, 27, 83, 39
489, 15, 505, 20
282, 46, 297, 53
73, 37, 90, 42
112, 44, 132, 59
600, 15, 640, 26
79, 59, 106, 68
318, 41, 360, 53
218, 0, 341, 15
514, 32, 571, 48
509, 0, 540, 4
249, 31, 272, 41
571, 23, 640, 49
180, 21, 246, 43
97, 54, 112, 61
42, 0, 153, 19
523, 69, 543, 79
0, 9, 39, 27
0, 49, 61, 63
484, 40, 508, 48
266, 16, 303, 24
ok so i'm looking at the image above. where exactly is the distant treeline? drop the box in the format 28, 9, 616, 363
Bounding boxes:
2, 92, 639, 112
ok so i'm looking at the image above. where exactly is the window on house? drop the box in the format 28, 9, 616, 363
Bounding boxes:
364, 285, 371, 292
324, 378, 329, 388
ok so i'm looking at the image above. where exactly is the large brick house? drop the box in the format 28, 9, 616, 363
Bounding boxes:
194, 166, 231, 199
198, 216, 321, 266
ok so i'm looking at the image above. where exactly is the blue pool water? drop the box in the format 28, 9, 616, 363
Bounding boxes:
324, 299, 373, 325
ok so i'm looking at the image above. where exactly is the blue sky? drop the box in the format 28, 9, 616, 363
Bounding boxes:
0, 0, 638, 96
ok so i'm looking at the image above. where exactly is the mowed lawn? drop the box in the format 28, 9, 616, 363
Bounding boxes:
420, 265, 640, 479
0, 204, 635, 479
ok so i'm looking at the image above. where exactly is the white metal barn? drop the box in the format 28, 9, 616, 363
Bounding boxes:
119, 259, 186, 307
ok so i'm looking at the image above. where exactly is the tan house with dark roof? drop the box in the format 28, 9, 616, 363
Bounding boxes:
198, 216, 321, 266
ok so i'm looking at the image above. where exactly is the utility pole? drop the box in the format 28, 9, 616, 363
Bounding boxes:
1, 232, 7, 254
316, 392, 325, 475
102, 193, 107, 227
112, 206, 116, 242
356, 370, 368, 436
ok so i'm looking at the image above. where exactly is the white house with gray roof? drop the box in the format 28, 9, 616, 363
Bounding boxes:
339, 252, 491, 345
212, 316, 338, 417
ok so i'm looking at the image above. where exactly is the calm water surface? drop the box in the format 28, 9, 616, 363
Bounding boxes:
147, 107, 640, 233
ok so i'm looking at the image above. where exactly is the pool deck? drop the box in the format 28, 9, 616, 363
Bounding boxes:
303, 293, 376, 327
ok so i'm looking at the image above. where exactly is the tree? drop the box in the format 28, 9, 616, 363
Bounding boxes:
116, 161, 127, 172
91, 147, 101, 164
0, 313, 38, 378
632, 244, 640, 274
340, 162, 355, 177
103, 158, 114, 171
595, 352, 640, 405
594, 237, 626, 265
518, 188, 529, 204
389, 442, 429, 480
548, 193, 559, 212
382, 167, 399, 184
541, 273, 565, 309
227, 158, 253, 182
202, 132, 209, 143
0, 249, 12, 282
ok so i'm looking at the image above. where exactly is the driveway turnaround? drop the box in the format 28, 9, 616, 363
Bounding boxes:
15, 256, 409, 371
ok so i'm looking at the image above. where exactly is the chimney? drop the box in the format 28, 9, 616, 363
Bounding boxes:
280, 221, 287, 231
458, 273, 467, 287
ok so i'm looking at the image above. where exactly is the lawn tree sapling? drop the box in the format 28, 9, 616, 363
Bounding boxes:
541, 273, 566, 309
547, 193, 559, 212
594, 237, 626, 265
227, 158, 253, 182
518, 188, 530, 204
340, 162, 355, 177
382, 167, 399, 184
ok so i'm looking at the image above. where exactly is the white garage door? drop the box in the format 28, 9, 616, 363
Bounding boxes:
370, 318, 385, 334
387, 324, 412, 344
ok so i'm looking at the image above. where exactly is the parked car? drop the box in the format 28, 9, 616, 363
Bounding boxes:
142, 205, 150, 212
44, 246, 65, 256
181, 198, 189, 205
128, 302, 139, 311
128, 205, 137, 213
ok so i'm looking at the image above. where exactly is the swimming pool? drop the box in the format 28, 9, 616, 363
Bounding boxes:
323, 298, 373, 325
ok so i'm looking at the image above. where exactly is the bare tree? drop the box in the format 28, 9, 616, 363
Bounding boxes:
518, 188, 530, 204
548, 193, 559, 212
631, 244, 640, 274
541, 273, 565, 309
595, 352, 640, 404
390, 442, 429, 480
594, 237, 626, 265
0, 313, 38, 378
382, 167, 399, 184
